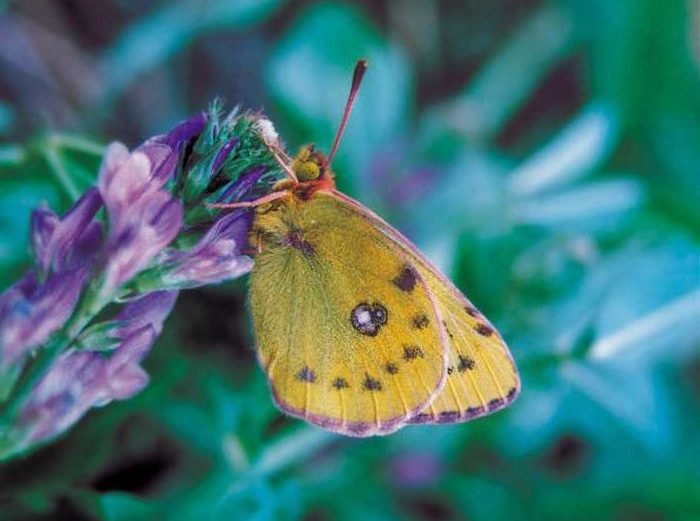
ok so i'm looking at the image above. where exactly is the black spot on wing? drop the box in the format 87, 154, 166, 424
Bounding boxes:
370, 304, 388, 325
412, 314, 430, 330
296, 366, 317, 383
465, 406, 485, 418
350, 302, 388, 336
384, 362, 399, 375
488, 398, 505, 410
392, 264, 417, 293
403, 345, 425, 361
474, 323, 494, 337
443, 321, 454, 339
332, 377, 349, 390
457, 355, 475, 372
363, 374, 382, 391
437, 411, 460, 423
465, 305, 480, 317
410, 412, 432, 423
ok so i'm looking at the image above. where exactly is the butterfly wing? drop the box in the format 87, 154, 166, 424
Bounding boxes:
327, 191, 521, 424
249, 193, 448, 437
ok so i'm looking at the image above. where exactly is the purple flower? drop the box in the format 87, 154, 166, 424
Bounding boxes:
0, 272, 87, 369
153, 163, 263, 288
18, 326, 153, 445
114, 290, 178, 338
17, 290, 177, 447
151, 112, 207, 151
98, 143, 159, 226
98, 144, 184, 292
0, 108, 269, 459
211, 136, 239, 174
31, 188, 103, 276
216, 166, 267, 204
30, 207, 58, 271
0, 189, 103, 368
162, 210, 253, 288
138, 112, 207, 185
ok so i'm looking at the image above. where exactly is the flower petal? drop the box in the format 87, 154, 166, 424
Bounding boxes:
139, 112, 207, 185
19, 325, 157, 446
30, 205, 58, 273
102, 191, 183, 292
163, 210, 253, 288
216, 166, 267, 204
32, 188, 103, 275
212, 136, 239, 174
0, 268, 89, 368
114, 290, 179, 339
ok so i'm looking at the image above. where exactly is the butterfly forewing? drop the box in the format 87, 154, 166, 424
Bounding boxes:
325, 191, 521, 424
249, 193, 448, 437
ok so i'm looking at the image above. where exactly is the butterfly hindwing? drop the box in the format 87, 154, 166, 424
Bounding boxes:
406, 287, 520, 423
327, 191, 521, 424
249, 193, 448, 437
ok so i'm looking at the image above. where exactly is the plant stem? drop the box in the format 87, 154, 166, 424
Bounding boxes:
0, 335, 67, 424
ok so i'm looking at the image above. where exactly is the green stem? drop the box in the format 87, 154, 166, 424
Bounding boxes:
48, 134, 105, 156
41, 146, 81, 202
0, 335, 67, 423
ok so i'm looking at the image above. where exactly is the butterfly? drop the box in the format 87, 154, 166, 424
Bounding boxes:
216, 60, 520, 437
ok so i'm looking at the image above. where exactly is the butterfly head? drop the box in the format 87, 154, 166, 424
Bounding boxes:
291, 144, 329, 182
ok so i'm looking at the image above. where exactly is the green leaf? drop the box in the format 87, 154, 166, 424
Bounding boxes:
508, 103, 619, 197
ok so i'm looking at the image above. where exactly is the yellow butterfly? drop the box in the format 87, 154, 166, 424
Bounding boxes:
220, 61, 520, 436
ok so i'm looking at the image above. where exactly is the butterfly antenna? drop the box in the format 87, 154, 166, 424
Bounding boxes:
326, 59, 368, 168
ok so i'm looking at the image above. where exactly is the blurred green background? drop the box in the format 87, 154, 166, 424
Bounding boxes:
1, 0, 700, 519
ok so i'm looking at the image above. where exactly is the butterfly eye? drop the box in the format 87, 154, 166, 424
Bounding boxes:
292, 145, 323, 181
292, 161, 318, 181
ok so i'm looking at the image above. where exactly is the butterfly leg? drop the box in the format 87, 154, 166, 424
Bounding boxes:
269, 142, 292, 162
205, 190, 287, 209
264, 141, 298, 183
241, 233, 264, 255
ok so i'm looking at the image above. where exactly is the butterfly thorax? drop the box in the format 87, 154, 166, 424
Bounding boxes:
251, 145, 335, 253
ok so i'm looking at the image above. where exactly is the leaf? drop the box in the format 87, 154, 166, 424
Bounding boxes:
508, 103, 619, 197
513, 179, 645, 230
590, 241, 700, 362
